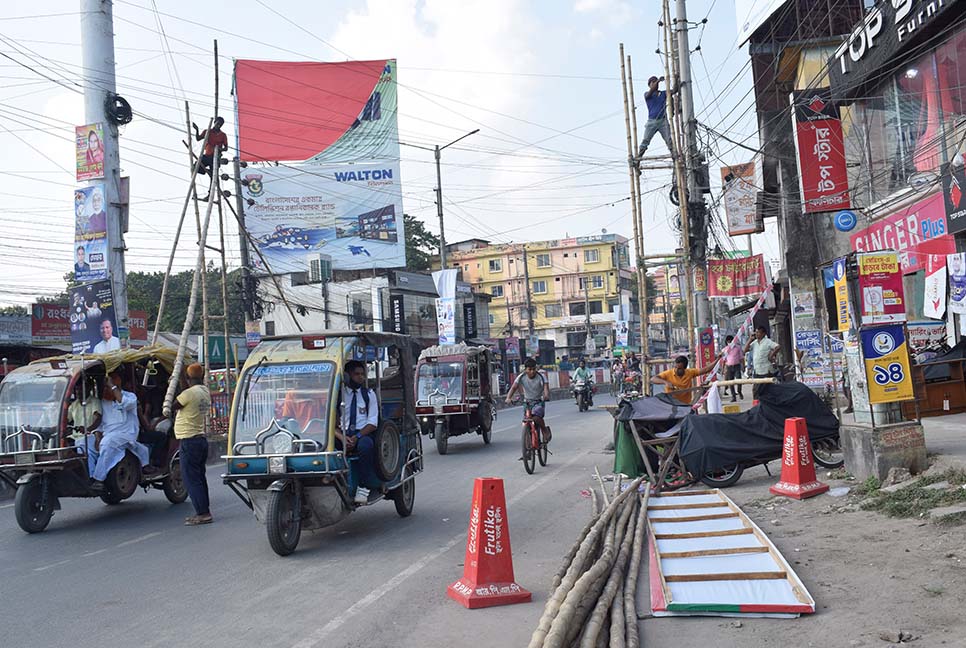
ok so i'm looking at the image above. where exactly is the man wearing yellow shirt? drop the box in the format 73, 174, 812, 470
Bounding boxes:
650, 355, 717, 405
173, 363, 212, 526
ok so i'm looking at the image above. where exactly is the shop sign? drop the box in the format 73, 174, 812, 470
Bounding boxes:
792, 89, 850, 213
861, 324, 914, 404
857, 251, 906, 325
907, 320, 946, 351
941, 160, 966, 234
707, 254, 767, 298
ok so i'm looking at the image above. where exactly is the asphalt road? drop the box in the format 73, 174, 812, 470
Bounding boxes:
0, 396, 618, 648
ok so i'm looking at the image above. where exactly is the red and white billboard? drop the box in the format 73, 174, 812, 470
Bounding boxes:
707, 254, 767, 298
129, 309, 148, 347
792, 89, 850, 214
30, 303, 70, 347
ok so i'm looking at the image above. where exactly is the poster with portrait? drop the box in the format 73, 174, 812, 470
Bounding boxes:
856, 252, 905, 325
923, 255, 947, 320
949, 253, 966, 316
792, 291, 816, 318
74, 184, 109, 282
435, 297, 456, 345
75, 123, 105, 181
68, 280, 119, 354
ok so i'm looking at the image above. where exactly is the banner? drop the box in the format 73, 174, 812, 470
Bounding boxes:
432, 268, 459, 300
794, 330, 826, 388
792, 89, 850, 214
923, 255, 947, 320
792, 291, 816, 318
389, 294, 406, 334
75, 123, 104, 181
463, 302, 478, 340
240, 162, 406, 271
696, 327, 715, 370
665, 265, 681, 298
907, 321, 947, 351
129, 309, 148, 347
943, 159, 966, 234
436, 297, 456, 345
245, 320, 262, 350
861, 325, 914, 404
68, 280, 118, 354
614, 320, 629, 347
707, 254, 767, 298
949, 252, 966, 315
30, 303, 70, 347
824, 258, 851, 332
0, 315, 31, 344
857, 252, 905, 325
850, 192, 955, 274
721, 162, 761, 236
74, 184, 109, 282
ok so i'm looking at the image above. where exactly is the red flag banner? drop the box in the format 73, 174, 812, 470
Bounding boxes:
707, 254, 767, 298
792, 89, 850, 214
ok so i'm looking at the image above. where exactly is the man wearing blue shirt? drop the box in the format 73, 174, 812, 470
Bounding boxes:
637, 76, 673, 160
336, 360, 380, 505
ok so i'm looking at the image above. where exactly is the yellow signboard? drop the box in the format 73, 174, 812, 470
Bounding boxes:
861, 325, 914, 404
832, 258, 851, 332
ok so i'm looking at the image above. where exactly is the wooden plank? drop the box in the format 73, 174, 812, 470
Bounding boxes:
653, 527, 754, 540
649, 512, 738, 523
649, 489, 716, 499
646, 514, 673, 608
659, 546, 769, 559
664, 571, 787, 583
649, 502, 727, 511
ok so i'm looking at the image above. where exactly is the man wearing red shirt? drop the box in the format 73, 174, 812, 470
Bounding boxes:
192, 116, 228, 177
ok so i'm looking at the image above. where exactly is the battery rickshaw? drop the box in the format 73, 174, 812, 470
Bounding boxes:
415, 344, 496, 454
223, 332, 423, 556
0, 347, 188, 533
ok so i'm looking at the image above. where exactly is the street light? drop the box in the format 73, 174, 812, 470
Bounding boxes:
434, 128, 480, 269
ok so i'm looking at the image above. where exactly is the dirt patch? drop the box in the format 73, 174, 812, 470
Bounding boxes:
859, 469, 966, 520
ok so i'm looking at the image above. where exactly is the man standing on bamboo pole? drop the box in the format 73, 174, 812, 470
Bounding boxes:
635, 76, 674, 163
192, 116, 228, 178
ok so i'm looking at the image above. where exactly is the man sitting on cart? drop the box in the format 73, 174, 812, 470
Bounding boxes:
82, 370, 151, 489
336, 360, 380, 505
505, 358, 551, 442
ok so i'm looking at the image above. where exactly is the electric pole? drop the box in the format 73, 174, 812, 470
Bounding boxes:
521, 245, 535, 355
583, 272, 592, 357
433, 128, 480, 269
673, 0, 711, 329
233, 158, 256, 324
81, 0, 127, 327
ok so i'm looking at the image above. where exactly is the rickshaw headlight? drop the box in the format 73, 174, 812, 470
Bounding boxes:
268, 456, 287, 474
271, 434, 294, 455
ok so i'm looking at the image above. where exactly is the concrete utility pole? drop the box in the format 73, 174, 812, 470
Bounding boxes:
434, 128, 480, 269
582, 272, 592, 356
673, 0, 710, 329
233, 158, 255, 323
520, 246, 535, 338
81, 0, 127, 326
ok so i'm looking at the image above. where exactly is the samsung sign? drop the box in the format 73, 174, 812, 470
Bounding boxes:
830, 0, 963, 99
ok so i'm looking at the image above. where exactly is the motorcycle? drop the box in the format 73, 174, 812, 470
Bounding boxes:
699, 435, 844, 488
620, 370, 642, 398
573, 380, 593, 412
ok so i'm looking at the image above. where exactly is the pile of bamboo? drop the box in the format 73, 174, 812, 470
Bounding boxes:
528, 473, 649, 648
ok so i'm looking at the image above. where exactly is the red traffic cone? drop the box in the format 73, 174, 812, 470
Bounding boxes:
769, 417, 829, 500
447, 477, 532, 609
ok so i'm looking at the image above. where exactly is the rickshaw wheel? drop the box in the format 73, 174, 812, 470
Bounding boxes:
102, 452, 141, 505
391, 456, 416, 518
162, 458, 189, 504
15, 477, 53, 534
374, 421, 401, 482
266, 485, 301, 556
480, 402, 493, 445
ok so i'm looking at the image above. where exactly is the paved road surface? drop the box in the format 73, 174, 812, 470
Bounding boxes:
0, 397, 618, 648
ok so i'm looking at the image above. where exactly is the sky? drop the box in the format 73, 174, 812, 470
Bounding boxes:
0, 0, 780, 307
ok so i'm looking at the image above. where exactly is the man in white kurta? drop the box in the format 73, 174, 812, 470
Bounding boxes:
82, 376, 149, 484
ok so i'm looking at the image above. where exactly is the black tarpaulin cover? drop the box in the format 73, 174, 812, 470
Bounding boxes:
679, 381, 840, 477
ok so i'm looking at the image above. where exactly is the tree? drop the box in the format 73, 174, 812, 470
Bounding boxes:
404, 213, 440, 271
0, 305, 28, 316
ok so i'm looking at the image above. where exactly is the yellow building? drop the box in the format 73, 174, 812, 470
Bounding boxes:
445, 235, 635, 359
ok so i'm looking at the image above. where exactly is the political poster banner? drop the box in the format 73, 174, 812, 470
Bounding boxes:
30, 303, 70, 347
696, 327, 715, 371
792, 291, 816, 318
245, 320, 262, 350
436, 297, 456, 345
68, 280, 119, 354
861, 325, 914, 404
614, 320, 629, 347
240, 162, 406, 271
74, 184, 109, 282
721, 162, 762, 236
857, 252, 906, 325
792, 89, 850, 214
75, 123, 104, 181
949, 253, 966, 316
923, 255, 947, 320
707, 254, 767, 298
665, 265, 681, 298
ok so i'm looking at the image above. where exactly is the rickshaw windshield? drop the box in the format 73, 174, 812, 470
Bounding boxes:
0, 373, 69, 452
417, 361, 464, 402
234, 362, 335, 451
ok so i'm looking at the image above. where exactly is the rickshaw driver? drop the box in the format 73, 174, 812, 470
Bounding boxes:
505, 358, 551, 442
335, 360, 380, 505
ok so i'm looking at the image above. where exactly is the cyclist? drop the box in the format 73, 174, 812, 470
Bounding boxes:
571, 359, 594, 407
505, 358, 551, 442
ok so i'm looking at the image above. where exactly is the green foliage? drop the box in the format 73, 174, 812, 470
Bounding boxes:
404, 213, 440, 271
860, 469, 966, 520
0, 305, 28, 316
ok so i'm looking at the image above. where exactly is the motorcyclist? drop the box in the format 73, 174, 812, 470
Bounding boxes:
572, 359, 594, 406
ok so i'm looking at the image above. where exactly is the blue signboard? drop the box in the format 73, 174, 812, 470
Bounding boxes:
834, 210, 857, 232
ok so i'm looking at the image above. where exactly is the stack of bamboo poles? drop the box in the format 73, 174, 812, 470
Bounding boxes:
528, 473, 649, 648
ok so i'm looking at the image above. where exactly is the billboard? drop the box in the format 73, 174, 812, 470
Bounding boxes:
0, 315, 31, 345
707, 254, 767, 298
792, 89, 850, 214
74, 184, 109, 282
857, 252, 906, 325
862, 325, 914, 404
75, 123, 104, 181
30, 303, 70, 347
68, 280, 119, 354
720, 162, 762, 236
240, 162, 406, 271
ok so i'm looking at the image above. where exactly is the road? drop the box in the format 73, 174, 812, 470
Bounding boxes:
0, 396, 618, 648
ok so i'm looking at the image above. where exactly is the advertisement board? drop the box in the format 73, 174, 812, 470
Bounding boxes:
463, 302, 478, 340
707, 254, 767, 298
68, 280, 118, 354
30, 303, 71, 346
0, 315, 31, 344
943, 159, 966, 234
829, 258, 851, 332
129, 309, 148, 347
75, 123, 104, 181
436, 297, 456, 345
794, 329, 826, 388
857, 252, 906, 325
923, 254, 947, 320
720, 162, 762, 236
389, 294, 406, 334
792, 89, 850, 214
861, 325, 914, 404
74, 184, 109, 282
907, 321, 947, 351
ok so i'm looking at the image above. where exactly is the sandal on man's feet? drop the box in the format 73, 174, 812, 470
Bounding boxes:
184, 514, 213, 526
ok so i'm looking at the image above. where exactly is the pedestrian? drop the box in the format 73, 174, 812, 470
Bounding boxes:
723, 334, 744, 402
744, 325, 780, 398
174, 363, 213, 526
636, 76, 674, 161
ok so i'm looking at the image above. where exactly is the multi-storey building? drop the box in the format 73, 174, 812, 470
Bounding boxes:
445, 235, 636, 360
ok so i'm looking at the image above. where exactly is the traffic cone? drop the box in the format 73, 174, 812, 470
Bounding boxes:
447, 477, 532, 609
769, 417, 829, 500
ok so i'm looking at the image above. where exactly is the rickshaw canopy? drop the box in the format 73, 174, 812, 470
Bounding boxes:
28, 345, 179, 376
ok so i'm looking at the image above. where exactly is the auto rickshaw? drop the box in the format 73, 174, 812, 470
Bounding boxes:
0, 347, 188, 533
414, 344, 496, 454
222, 331, 423, 556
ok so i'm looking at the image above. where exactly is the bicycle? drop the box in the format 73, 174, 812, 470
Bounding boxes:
521, 399, 549, 474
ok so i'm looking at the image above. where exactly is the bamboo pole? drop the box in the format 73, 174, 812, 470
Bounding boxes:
213, 39, 233, 416
626, 53, 651, 395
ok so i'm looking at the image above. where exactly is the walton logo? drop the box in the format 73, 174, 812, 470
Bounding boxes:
334, 169, 393, 182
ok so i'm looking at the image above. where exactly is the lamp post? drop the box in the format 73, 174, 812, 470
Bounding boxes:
434, 129, 480, 268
